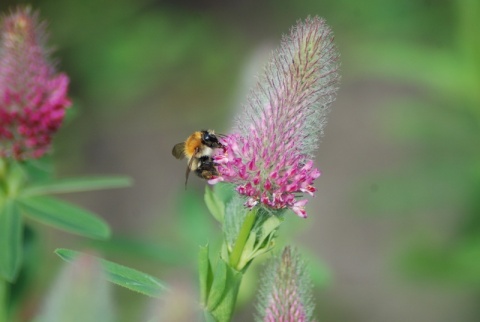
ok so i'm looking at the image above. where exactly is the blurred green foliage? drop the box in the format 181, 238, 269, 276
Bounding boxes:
356, 0, 480, 286
34, 254, 115, 322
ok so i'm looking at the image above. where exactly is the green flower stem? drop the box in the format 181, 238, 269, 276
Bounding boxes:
0, 159, 8, 196
202, 209, 257, 321
0, 167, 10, 322
229, 209, 256, 270
0, 176, 5, 308
0, 278, 7, 322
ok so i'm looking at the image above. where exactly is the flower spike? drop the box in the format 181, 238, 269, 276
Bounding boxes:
212, 17, 339, 217
0, 7, 71, 160
257, 247, 315, 322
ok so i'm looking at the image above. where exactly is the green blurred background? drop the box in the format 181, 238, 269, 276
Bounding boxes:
3, 0, 480, 321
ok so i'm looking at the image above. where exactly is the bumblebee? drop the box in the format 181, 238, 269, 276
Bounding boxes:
172, 130, 224, 186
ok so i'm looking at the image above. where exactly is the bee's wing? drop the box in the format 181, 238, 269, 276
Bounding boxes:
184, 146, 200, 189
185, 156, 196, 188
172, 143, 186, 159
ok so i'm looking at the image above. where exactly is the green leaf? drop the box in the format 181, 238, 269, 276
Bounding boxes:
257, 215, 282, 243
229, 209, 257, 270
0, 200, 23, 282
199, 244, 213, 305
9, 225, 41, 311
55, 249, 167, 298
207, 259, 227, 311
204, 187, 225, 223
237, 232, 257, 270
207, 260, 243, 322
21, 176, 132, 197
203, 311, 216, 322
19, 197, 110, 239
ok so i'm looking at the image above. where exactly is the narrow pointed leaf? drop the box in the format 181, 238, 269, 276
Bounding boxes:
238, 232, 257, 270
209, 263, 243, 322
199, 244, 213, 305
55, 249, 167, 298
207, 259, 227, 311
21, 176, 132, 197
19, 197, 110, 239
259, 216, 282, 241
0, 200, 23, 282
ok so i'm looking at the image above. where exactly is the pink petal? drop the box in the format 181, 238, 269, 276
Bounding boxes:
208, 176, 224, 185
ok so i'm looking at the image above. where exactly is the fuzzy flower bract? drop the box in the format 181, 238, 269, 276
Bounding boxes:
211, 17, 339, 218
0, 7, 71, 160
256, 247, 315, 322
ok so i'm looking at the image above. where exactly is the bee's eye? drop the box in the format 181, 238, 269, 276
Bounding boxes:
203, 132, 217, 142
202, 132, 219, 146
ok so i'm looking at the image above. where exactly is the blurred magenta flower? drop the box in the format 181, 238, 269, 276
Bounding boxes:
257, 247, 315, 322
211, 17, 339, 218
0, 7, 71, 160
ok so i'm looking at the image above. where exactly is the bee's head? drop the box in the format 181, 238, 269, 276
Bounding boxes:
201, 130, 223, 148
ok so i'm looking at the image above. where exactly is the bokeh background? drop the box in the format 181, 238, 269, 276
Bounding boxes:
2, 0, 479, 321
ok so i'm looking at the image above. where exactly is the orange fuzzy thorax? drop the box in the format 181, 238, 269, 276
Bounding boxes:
184, 131, 202, 158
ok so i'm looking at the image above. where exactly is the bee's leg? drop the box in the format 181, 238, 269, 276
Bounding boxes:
195, 156, 219, 179
196, 170, 214, 180
194, 167, 216, 179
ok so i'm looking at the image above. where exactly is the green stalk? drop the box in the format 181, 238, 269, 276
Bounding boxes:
0, 159, 8, 196
229, 209, 256, 270
202, 210, 257, 321
0, 161, 9, 322
0, 278, 8, 322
